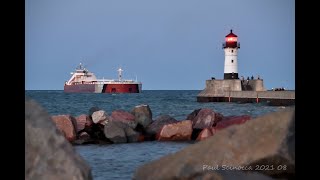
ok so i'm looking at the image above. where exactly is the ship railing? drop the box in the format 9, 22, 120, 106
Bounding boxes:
67, 80, 141, 85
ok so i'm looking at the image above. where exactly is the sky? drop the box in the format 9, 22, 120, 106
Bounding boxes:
25, 0, 295, 90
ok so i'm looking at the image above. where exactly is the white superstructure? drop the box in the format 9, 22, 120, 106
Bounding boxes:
65, 63, 139, 85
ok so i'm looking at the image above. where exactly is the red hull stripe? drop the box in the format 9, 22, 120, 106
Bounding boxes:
103, 84, 139, 93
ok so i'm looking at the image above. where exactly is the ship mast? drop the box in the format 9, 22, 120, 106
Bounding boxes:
117, 67, 123, 81
78, 63, 83, 70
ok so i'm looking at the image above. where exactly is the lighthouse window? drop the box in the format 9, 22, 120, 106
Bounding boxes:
231, 50, 234, 53
231, 60, 234, 63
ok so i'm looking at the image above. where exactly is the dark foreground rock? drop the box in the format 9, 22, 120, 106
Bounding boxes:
25, 98, 92, 180
133, 108, 295, 180
176, 170, 274, 180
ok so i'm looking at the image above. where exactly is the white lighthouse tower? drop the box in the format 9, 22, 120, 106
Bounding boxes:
223, 29, 240, 79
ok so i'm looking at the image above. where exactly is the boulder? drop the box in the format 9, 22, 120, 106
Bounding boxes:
85, 123, 107, 141
157, 120, 193, 141
192, 108, 223, 129
186, 108, 201, 121
131, 104, 152, 128
75, 114, 93, 133
196, 128, 213, 141
133, 108, 295, 180
88, 106, 101, 118
103, 120, 127, 143
124, 127, 140, 143
92, 110, 109, 124
73, 132, 96, 145
146, 115, 178, 136
111, 109, 137, 129
79, 132, 91, 141
25, 98, 92, 180
51, 115, 77, 142
214, 115, 251, 130
165, 170, 274, 180
138, 134, 145, 142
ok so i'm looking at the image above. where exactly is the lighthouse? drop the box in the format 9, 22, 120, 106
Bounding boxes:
196, 29, 274, 103
223, 29, 240, 79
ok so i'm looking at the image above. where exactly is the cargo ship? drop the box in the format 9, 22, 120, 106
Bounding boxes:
64, 63, 142, 93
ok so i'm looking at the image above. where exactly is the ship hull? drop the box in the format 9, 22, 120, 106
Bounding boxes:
64, 84, 96, 93
102, 84, 140, 93
64, 83, 142, 93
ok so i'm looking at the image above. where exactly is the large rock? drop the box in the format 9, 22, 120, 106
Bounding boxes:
214, 115, 251, 130
169, 170, 274, 180
196, 128, 213, 141
192, 108, 223, 129
85, 123, 107, 141
88, 106, 101, 118
131, 104, 152, 128
133, 108, 295, 180
146, 115, 178, 135
111, 109, 137, 129
75, 114, 93, 133
157, 120, 193, 141
73, 132, 96, 145
186, 108, 201, 121
25, 98, 92, 180
92, 110, 109, 124
103, 120, 127, 143
51, 115, 77, 142
124, 127, 140, 143
79, 132, 91, 141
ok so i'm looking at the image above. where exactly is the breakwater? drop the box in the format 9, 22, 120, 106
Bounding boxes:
197, 90, 295, 106
197, 80, 295, 106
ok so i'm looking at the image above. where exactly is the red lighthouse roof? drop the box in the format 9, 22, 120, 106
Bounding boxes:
225, 29, 237, 37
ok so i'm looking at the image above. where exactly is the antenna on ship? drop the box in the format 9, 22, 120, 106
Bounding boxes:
78, 62, 84, 70
117, 67, 123, 81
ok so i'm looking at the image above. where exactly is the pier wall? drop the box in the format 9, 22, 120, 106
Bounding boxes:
241, 79, 265, 91
197, 90, 295, 106
203, 80, 242, 97
197, 79, 294, 106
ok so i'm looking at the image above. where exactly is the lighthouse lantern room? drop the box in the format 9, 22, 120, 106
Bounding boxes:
223, 29, 240, 79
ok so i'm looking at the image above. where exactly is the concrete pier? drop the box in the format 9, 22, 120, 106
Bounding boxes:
197, 79, 295, 106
